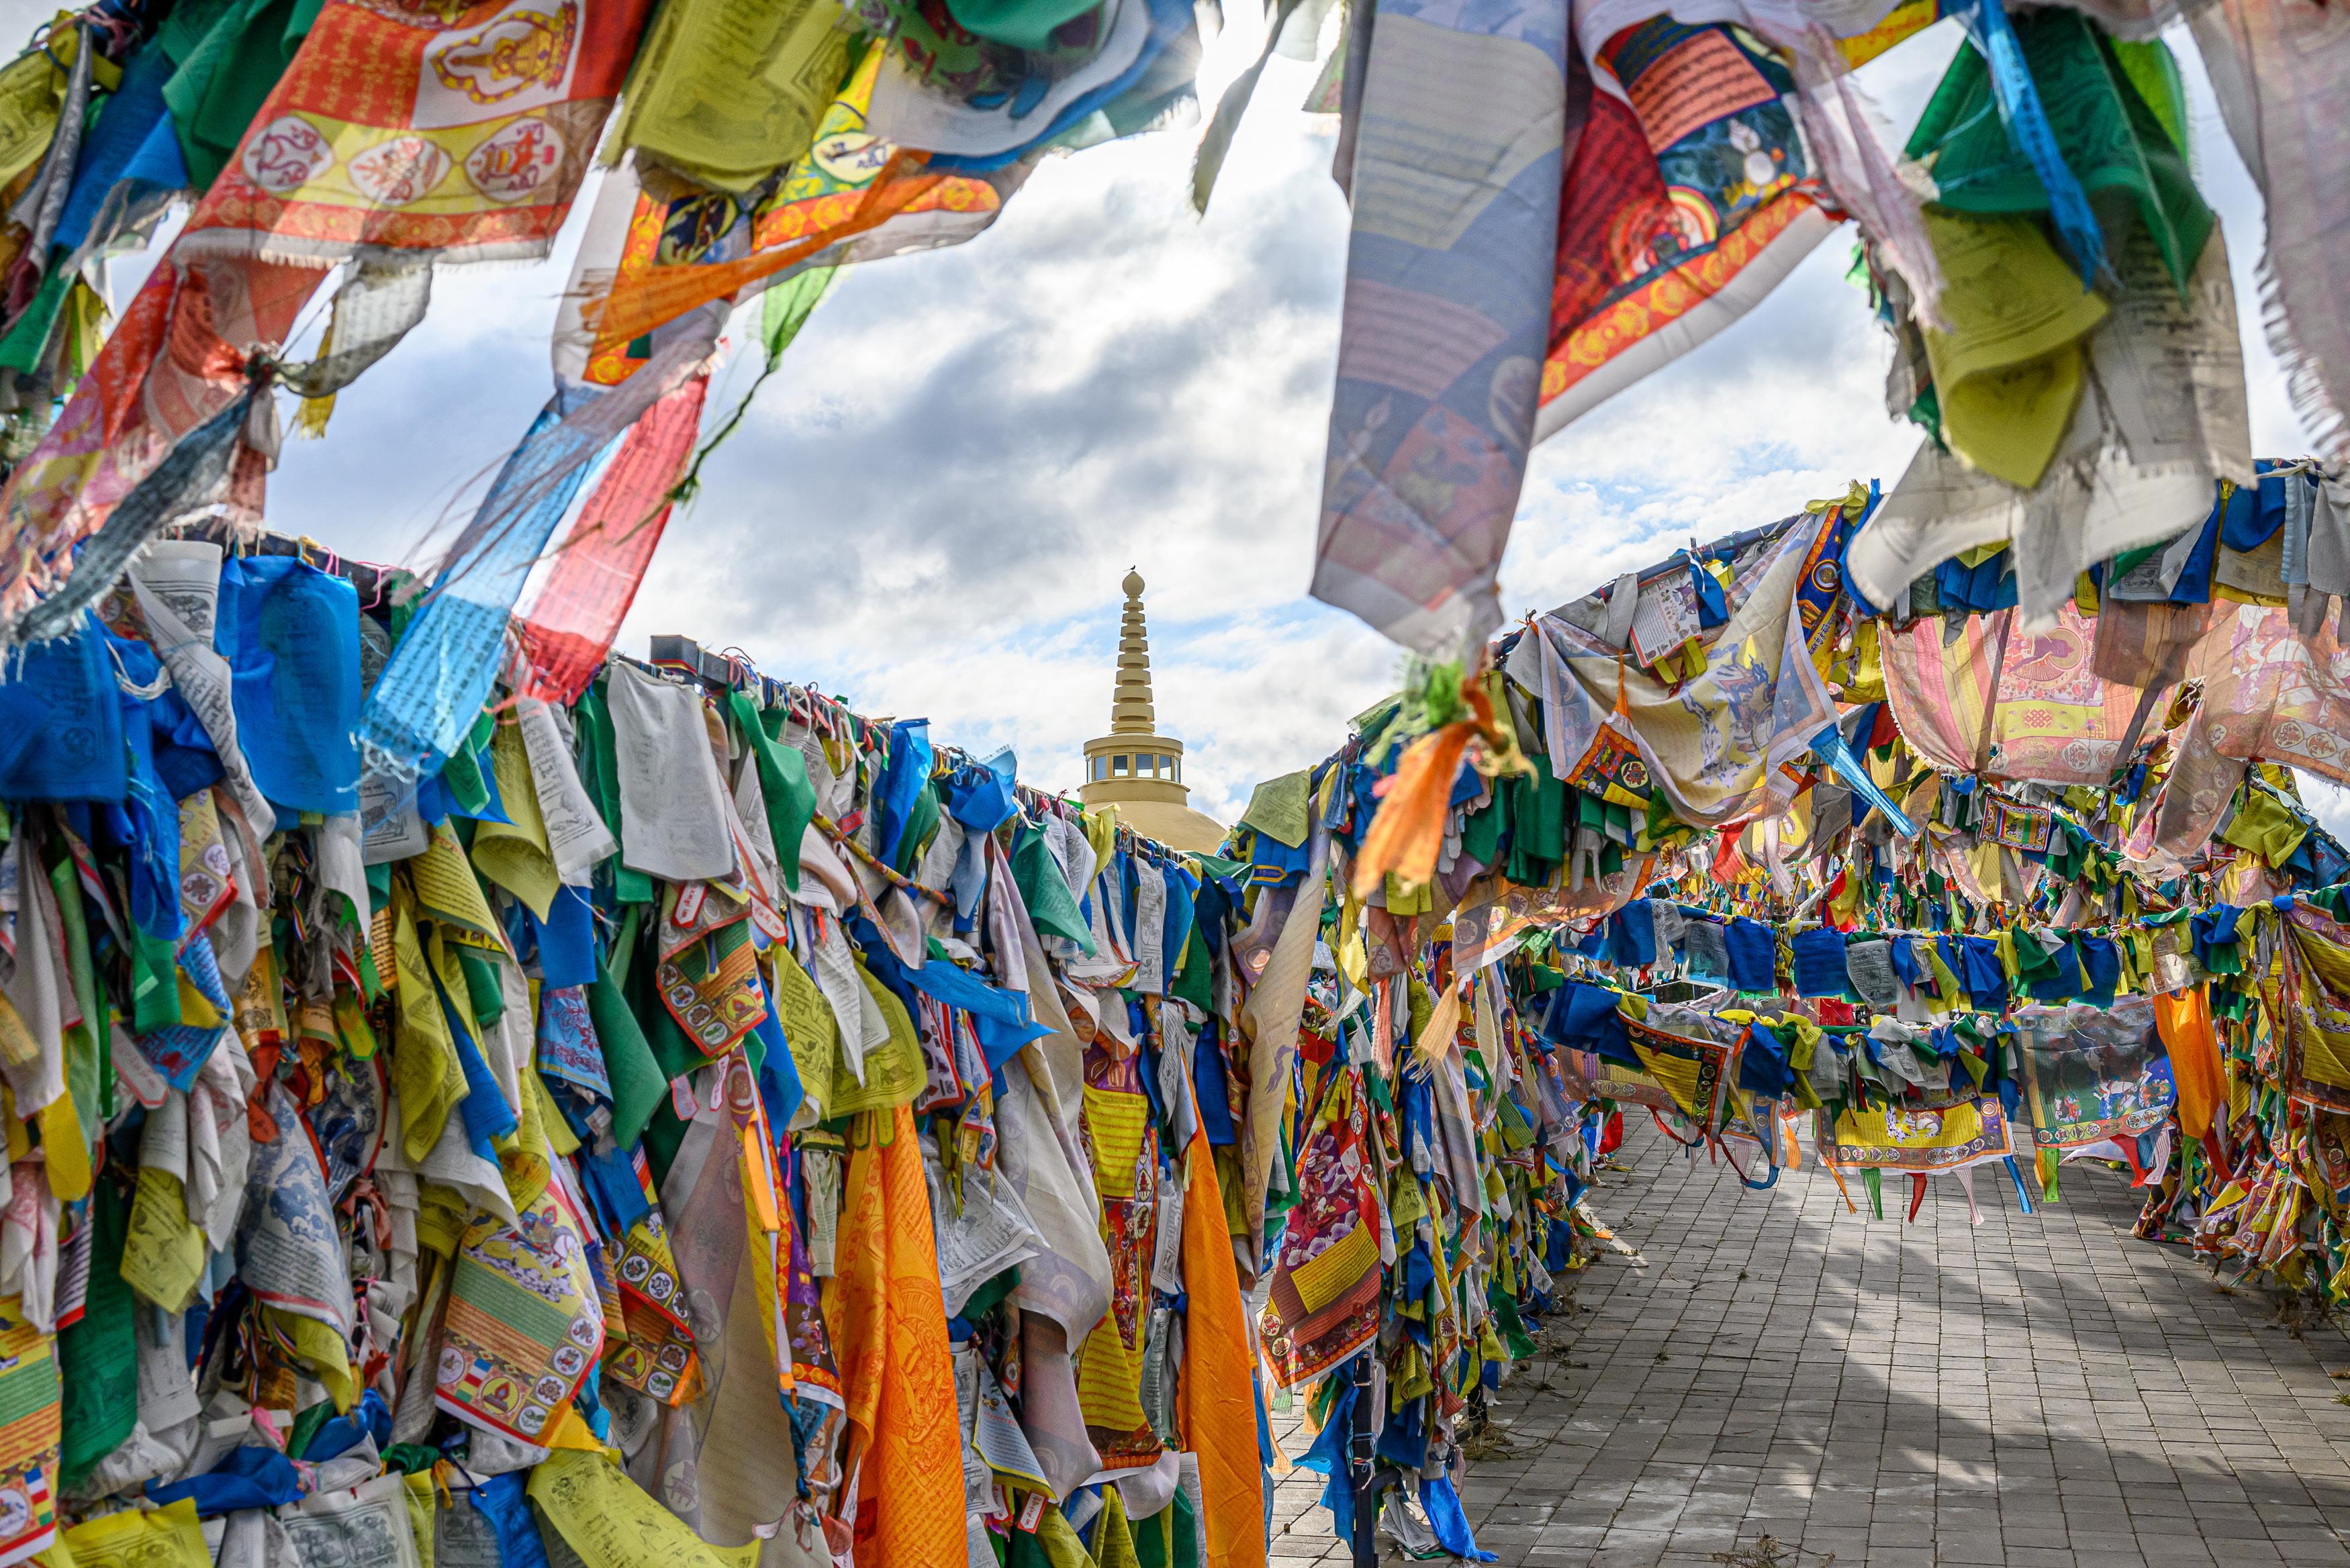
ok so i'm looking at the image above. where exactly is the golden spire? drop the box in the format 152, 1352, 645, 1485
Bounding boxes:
1078, 568, 1227, 852
1110, 567, 1154, 736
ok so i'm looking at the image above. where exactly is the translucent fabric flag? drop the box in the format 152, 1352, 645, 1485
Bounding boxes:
1310, 0, 1568, 655
514, 370, 712, 705
356, 401, 606, 785
2192, 602, 2350, 791
357, 309, 717, 787
11, 390, 250, 644
1881, 604, 2157, 785
2013, 1000, 2173, 1155
830, 1105, 965, 1562
2190, 0, 2350, 470
0, 259, 312, 628
1313, 0, 1922, 652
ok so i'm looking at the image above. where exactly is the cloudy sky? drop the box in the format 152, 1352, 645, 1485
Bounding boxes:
65, 3, 2335, 832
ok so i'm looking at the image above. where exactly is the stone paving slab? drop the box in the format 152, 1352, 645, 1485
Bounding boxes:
1269, 1120, 2350, 1566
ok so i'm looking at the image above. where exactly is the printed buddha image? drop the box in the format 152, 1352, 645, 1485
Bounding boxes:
1075, 570, 1227, 854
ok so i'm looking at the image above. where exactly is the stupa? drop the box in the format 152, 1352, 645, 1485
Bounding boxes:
1076, 571, 1227, 853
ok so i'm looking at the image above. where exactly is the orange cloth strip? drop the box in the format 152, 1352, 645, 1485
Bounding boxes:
827, 1106, 964, 1561
2155, 985, 2225, 1142
1178, 1126, 1266, 1568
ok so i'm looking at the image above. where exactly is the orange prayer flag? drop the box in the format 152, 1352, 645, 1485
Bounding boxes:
1352, 722, 1476, 899
1711, 826, 1750, 885
2155, 985, 2225, 1142
579, 150, 943, 357
1178, 1128, 1267, 1568
827, 1106, 966, 1560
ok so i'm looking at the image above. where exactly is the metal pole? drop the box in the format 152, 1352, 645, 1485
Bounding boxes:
1350, 1349, 1378, 1566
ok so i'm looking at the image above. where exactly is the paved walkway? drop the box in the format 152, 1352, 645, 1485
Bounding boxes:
1270, 1120, 2350, 1566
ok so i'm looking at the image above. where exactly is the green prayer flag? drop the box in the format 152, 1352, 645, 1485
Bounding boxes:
160, 0, 324, 192
438, 713, 498, 820
1006, 1500, 1098, 1568
591, 910, 665, 1150
576, 681, 654, 906
1237, 769, 1311, 850
589, 969, 664, 1152
46, 850, 103, 1140
943, 0, 1099, 50
1906, 8, 2211, 291
1489, 1279, 1538, 1360
641, 1096, 691, 1191
1458, 791, 1501, 869
894, 779, 941, 879
288, 1399, 335, 1463
1170, 922, 1215, 1015
1501, 750, 1566, 887
627, 922, 708, 1083
2008, 926, 2061, 985
456, 946, 504, 1027
1132, 1485, 1201, 1568
762, 266, 839, 359
1013, 826, 1093, 952
2110, 38, 2186, 160
0, 268, 70, 377
60, 1179, 135, 1486
131, 926, 182, 1035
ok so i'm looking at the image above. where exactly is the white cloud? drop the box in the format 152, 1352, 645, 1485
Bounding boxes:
2303, 777, 2350, 846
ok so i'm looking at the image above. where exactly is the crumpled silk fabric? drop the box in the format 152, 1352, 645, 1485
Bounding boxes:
1239, 812, 1329, 1252
1881, 604, 2155, 785
555, 54, 1019, 388
1540, 0, 1930, 437
15, 395, 254, 646
0, 0, 653, 624
0, 248, 299, 628
1536, 510, 1840, 828
2192, 603, 2350, 791
2153, 986, 2223, 1142
174, 0, 651, 266
1176, 1124, 1263, 1568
